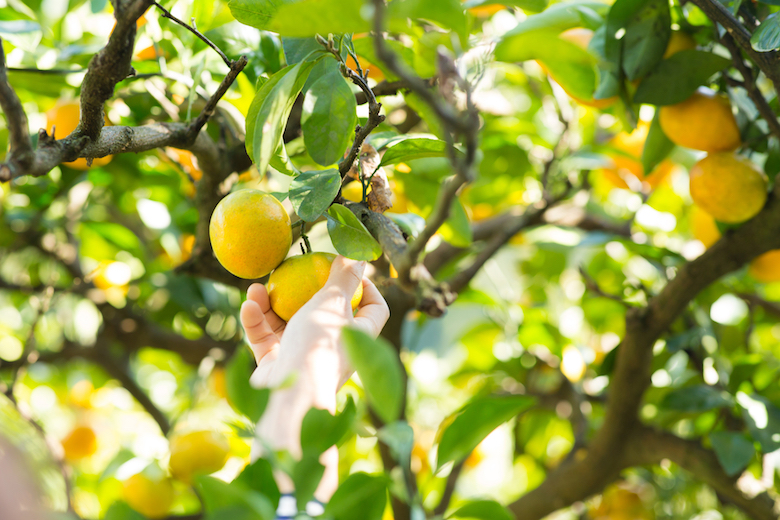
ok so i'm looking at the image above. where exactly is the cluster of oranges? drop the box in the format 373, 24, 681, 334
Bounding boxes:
60, 384, 231, 519
209, 189, 362, 321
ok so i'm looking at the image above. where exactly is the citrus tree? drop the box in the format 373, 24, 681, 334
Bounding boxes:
1, 0, 780, 519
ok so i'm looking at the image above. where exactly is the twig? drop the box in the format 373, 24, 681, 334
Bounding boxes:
152, 1, 232, 68
433, 460, 465, 516
0, 36, 34, 173
184, 57, 248, 141
721, 34, 780, 142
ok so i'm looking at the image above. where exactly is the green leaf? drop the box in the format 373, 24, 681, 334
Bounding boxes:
269, 142, 301, 176
464, 0, 547, 14
661, 385, 734, 413
437, 395, 535, 469
380, 138, 457, 167
495, 29, 598, 102
500, 1, 609, 37
292, 452, 325, 511
751, 12, 780, 51
226, 347, 270, 423
228, 0, 297, 30
247, 61, 317, 176
439, 198, 472, 248
710, 431, 755, 477
641, 111, 674, 175
326, 205, 383, 261
268, 0, 371, 37
83, 222, 141, 252
737, 392, 780, 453
283, 36, 322, 65
196, 476, 276, 520
289, 169, 341, 222
300, 397, 357, 455
633, 50, 731, 105
302, 68, 357, 166
621, 0, 670, 81
377, 421, 414, 469
342, 327, 405, 424
235, 458, 281, 508
386, 212, 426, 237
448, 500, 516, 520
104, 503, 145, 520
324, 472, 388, 520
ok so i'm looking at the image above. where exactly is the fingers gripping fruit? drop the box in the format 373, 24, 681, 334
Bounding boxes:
268, 252, 363, 322
689, 153, 767, 224
169, 430, 230, 483
209, 190, 292, 279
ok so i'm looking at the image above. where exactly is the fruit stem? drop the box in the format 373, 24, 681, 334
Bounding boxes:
300, 222, 312, 254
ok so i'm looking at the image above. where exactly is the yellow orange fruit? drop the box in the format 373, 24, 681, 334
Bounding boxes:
210, 367, 228, 400
61, 425, 98, 461
689, 153, 767, 224
209, 190, 292, 279
601, 120, 673, 190
122, 472, 175, 519
691, 206, 721, 248
169, 430, 230, 483
170, 148, 202, 181
467, 3, 504, 17
749, 250, 780, 282
342, 182, 364, 203
268, 252, 363, 322
659, 88, 741, 152
664, 30, 696, 59
69, 380, 94, 408
591, 486, 651, 520
135, 44, 170, 61
47, 101, 113, 169
346, 54, 384, 82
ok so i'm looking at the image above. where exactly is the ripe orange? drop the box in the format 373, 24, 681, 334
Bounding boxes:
664, 31, 696, 59
591, 486, 651, 520
600, 120, 673, 190
47, 101, 113, 169
659, 88, 741, 152
61, 425, 98, 461
690, 206, 721, 248
749, 250, 780, 282
210, 367, 228, 400
170, 148, 203, 181
268, 252, 363, 322
122, 472, 175, 519
689, 153, 767, 224
169, 430, 230, 483
209, 190, 292, 279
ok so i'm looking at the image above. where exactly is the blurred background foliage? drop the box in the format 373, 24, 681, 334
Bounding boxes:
0, 0, 780, 519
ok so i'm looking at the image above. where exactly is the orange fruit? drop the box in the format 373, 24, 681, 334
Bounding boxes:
346, 54, 384, 82
749, 250, 780, 282
690, 206, 721, 248
600, 120, 673, 190
664, 30, 696, 59
169, 430, 230, 483
122, 472, 174, 519
135, 44, 170, 61
659, 88, 741, 152
268, 252, 363, 322
170, 148, 202, 181
69, 380, 94, 408
61, 425, 98, 461
210, 367, 228, 400
46, 101, 113, 169
209, 190, 292, 279
591, 485, 651, 520
689, 153, 767, 224
467, 3, 504, 17
341, 182, 364, 203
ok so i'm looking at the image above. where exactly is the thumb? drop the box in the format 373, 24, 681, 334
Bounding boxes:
323, 255, 366, 298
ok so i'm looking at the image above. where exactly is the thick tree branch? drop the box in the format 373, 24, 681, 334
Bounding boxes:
0, 37, 33, 172
509, 186, 780, 519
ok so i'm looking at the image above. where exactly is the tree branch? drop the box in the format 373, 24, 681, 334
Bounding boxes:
152, 0, 232, 67
433, 460, 465, 516
0, 36, 33, 172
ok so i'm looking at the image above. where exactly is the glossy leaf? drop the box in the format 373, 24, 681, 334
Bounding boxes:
226, 347, 270, 423
661, 385, 734, 413
710, 431, 755, 476
464, 0, 547, 13
289, 169, 341, 222
104, 503, 145, 520
234, 458, 281, 508
751, 12, 780, 52
388, 0, 467, 40
302, 68, 357, 166
380, 138, 457, 167
228, 0, 296, 30
324, 472, 388, 520
500, 1, 609, 37
247, 61, 317, 176
326, 205, 383, 261
633, 50, 730, 105
196, 476, 275, 520
621, 0, 670, 81
342, 327, 405, 424
448, 500, 516, 520
437, 395, 535, 469
300, 397, 357, 455
292, 452, 325, 511
377, 421, 414, 469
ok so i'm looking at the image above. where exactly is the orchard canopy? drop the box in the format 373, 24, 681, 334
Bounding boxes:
3, 0, 780, 519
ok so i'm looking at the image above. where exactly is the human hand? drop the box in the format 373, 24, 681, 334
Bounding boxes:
240, 256, 390, 406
